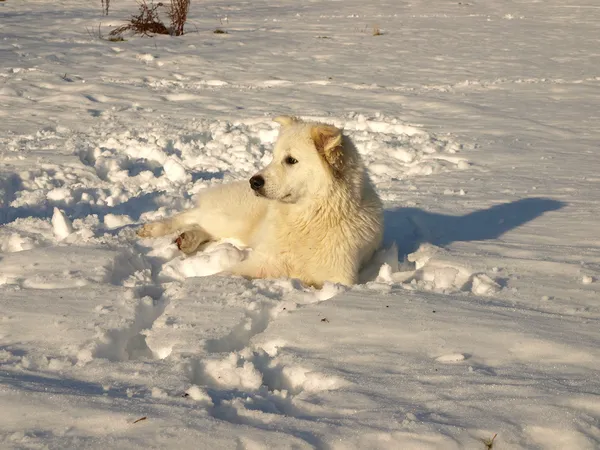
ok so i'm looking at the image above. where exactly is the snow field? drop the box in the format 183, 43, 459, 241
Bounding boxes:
2, 0, 600, 448
2, 113, 596, 449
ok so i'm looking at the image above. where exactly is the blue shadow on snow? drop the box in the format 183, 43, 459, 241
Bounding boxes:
384, 197, 565, 256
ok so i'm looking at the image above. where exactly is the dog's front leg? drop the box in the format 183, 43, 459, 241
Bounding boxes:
138, 209, 202, 238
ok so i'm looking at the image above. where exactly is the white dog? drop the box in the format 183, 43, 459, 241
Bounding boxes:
138, 116, 383, 287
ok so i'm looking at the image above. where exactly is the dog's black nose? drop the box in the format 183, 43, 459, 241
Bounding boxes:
249, 175, 265, 191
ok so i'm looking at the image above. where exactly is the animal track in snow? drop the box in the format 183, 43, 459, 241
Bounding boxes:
168, 278, 351, 428
204, 299, 277, 354
192, 345, 346, 396
90, 286, 167, 362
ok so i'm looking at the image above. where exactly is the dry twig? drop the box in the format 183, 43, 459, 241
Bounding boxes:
167, 0, 191, 36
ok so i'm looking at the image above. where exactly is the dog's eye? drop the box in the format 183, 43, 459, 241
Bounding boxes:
285, 156, 298, 165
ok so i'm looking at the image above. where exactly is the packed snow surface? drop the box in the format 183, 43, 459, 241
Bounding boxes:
1, 1, 600, 449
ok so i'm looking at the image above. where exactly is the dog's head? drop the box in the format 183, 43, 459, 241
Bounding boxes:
249, 116, 347, 203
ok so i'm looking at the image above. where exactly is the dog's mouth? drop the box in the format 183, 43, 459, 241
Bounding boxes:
278, 193, 295, 203
254, 189, 293, 202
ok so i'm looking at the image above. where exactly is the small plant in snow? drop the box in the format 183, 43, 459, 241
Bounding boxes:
101, 0, 110, 16
110, 1, 169, 37
110, 0, 191, 38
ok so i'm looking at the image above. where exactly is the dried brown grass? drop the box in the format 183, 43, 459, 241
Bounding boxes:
109, 1, 170, 38
109, 0, 192, 38
167, 0, 191, 36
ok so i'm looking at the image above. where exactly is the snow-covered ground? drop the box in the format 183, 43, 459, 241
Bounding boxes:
1, 1, 600, 448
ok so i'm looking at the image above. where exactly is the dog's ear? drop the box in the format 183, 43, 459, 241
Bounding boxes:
273, 116, 300, 127
311, 124, 344, 173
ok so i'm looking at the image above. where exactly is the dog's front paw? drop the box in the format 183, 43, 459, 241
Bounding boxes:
137, 222, 166, 238
174, 230, 207, 254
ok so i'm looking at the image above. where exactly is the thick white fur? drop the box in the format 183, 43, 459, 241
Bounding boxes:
138, 117, 383, 288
